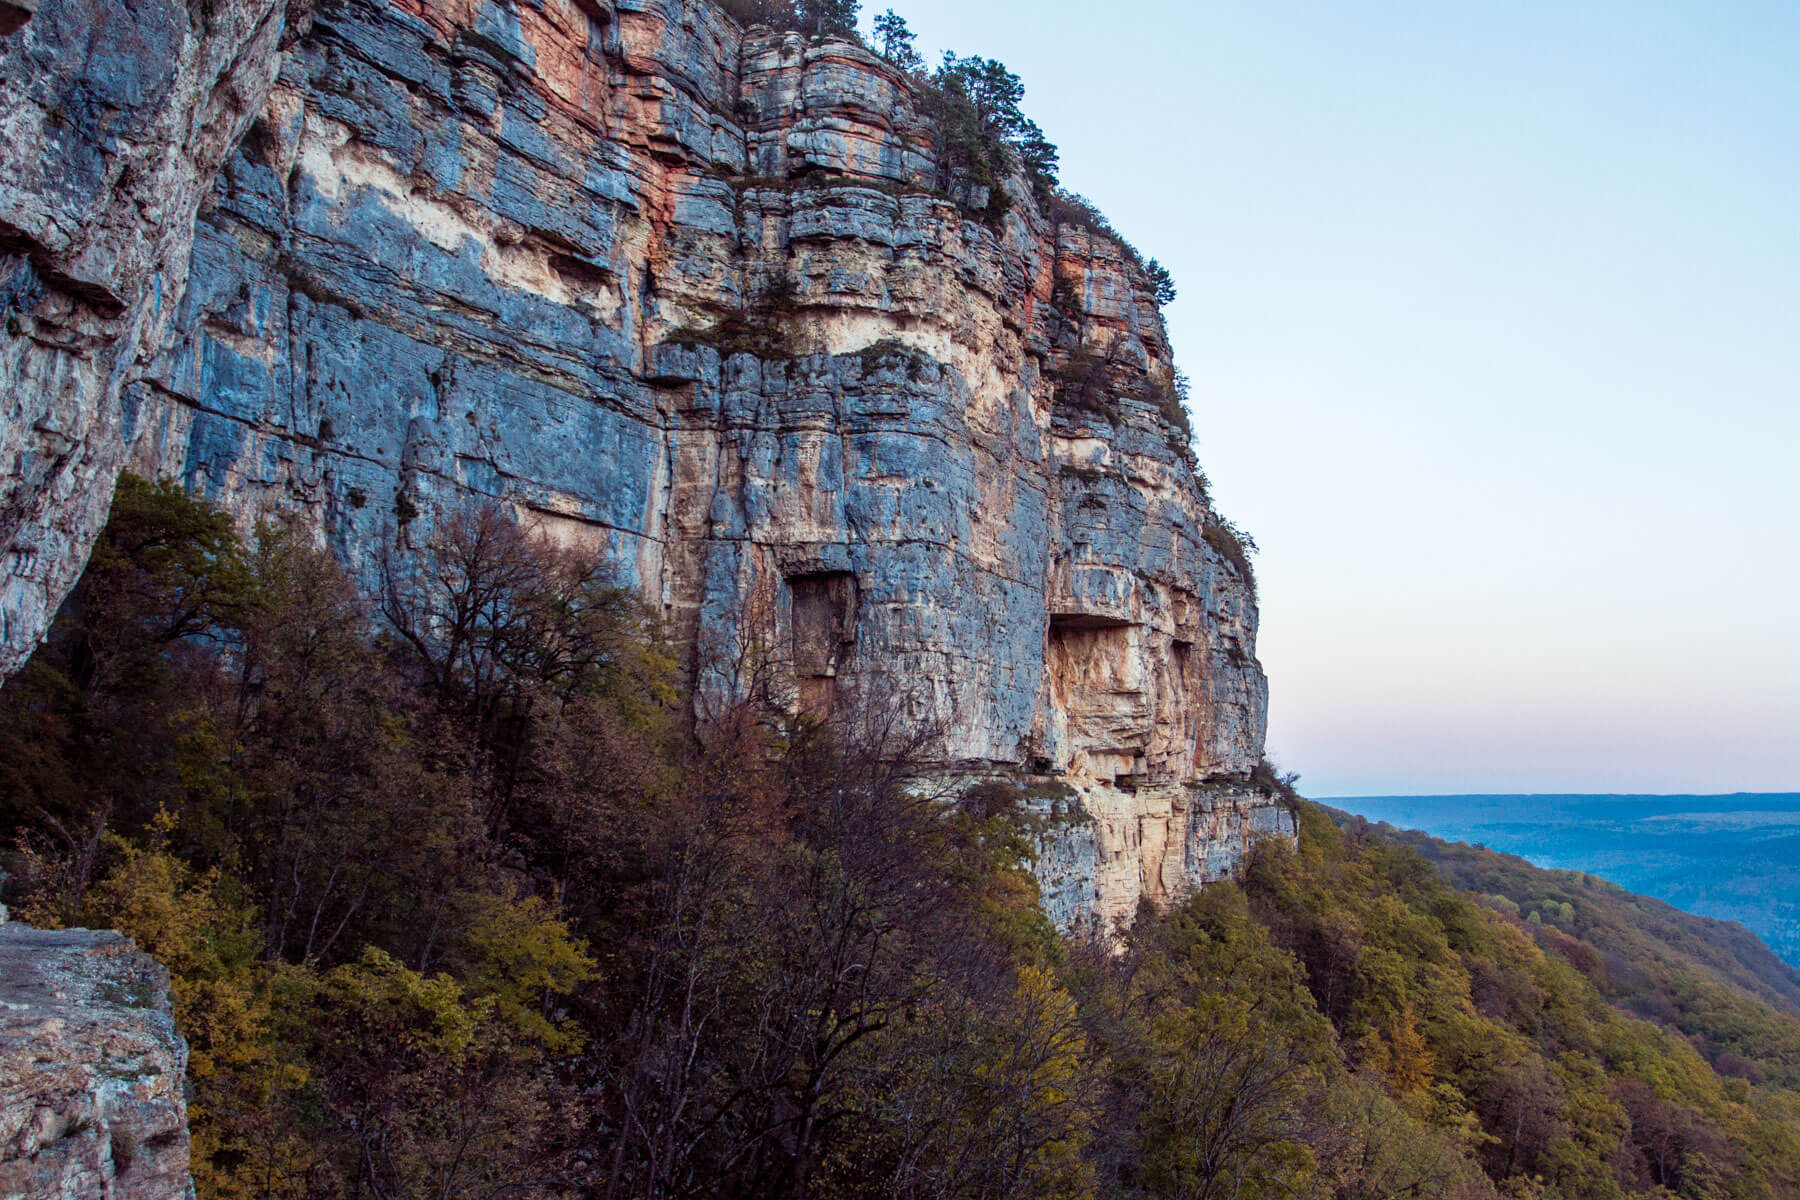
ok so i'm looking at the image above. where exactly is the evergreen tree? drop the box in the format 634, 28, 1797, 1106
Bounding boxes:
929, 54, 1061, 205
940, 54, 1028, 139
718, 0, 858, 37
797, 0, 858, 36
1146, 258, 1177, 306
1014, 117, 1059, 188
872, 9, 922, 70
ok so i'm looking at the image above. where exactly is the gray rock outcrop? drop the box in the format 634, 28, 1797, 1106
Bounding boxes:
0, 0, 308, 679
0, 922, 191, 1200
0, 0, 1292, 929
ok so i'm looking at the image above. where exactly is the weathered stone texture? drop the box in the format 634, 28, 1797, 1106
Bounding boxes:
0, 922, 191, 1200
0, 0, 308, 679
1032, 782, 1298, 933
0, 0, 1287, 925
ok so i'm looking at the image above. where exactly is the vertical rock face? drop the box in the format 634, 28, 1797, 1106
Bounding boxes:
0, 0, 1291, 927
0, 0, 307, 679
0, 922, 191, 1200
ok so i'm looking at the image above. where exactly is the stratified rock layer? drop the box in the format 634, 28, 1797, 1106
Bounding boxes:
0, 923, 191, 1200
0, 0, 1290, 926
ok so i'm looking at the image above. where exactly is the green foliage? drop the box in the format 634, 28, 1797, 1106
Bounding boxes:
1046, 189, 1152, 269
451, 890, 598, 1053
1370, 817, 1800, 1093
673, 271, 805, 358
1050, 344, 1120, 421
1052, 347, 1193, 454
0, 473, 254, 842
1204, 516, 1259, 599
1121, 888, 1334, 1198
280, 945, 567, 1200
20, 825, 309, 1199
1150, 364, 1194, 448
0, 479, 1098, 1200
924, 53, 1058, 217
1224, 806, 1800, 1199
1146, 258, 1177, 307
718, 0, 859, 37
872, 8, 922, 70
0, 480, 636, 1197
84, 472, 254, 651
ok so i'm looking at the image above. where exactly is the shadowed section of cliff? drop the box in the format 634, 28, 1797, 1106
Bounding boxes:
0, 919, 191, 1200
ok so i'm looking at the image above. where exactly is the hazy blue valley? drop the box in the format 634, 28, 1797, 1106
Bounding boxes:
1336, 793, 1800, 967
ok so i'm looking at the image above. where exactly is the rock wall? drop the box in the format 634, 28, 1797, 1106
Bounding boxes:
0, 0, 309, 679
0, 0, 1290, 928
1031, 781, 1295, 932
0, 919, 191, 1200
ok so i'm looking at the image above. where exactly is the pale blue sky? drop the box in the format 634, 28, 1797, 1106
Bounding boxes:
877, 0, 1800, 796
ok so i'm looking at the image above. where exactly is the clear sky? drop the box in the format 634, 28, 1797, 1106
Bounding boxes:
876, 0, 1800, 797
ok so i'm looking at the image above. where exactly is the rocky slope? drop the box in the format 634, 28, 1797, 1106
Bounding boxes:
0, 0, 1289, 929
0, 918, 191, 1200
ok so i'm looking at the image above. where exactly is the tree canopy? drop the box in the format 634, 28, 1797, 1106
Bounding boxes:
872, 9, 922, 70
718, 0, 859, 37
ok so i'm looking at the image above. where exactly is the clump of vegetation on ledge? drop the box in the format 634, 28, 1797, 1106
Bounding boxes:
1250, 756, 1305, 809
8, 478, 1800, 1199
854, 336, 932, 379
1204, 514, 1259, 598
671, 271, 800, 357
1148, 362, 1194, 448
1050, 344, 1121, 422
1043, 191, 1180, 313
866, 10, 1063, 222
1046, 190, 1145, 265
920, 53, 1059, 220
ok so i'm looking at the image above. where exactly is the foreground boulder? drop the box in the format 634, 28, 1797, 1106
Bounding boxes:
0, 921, 189, 1200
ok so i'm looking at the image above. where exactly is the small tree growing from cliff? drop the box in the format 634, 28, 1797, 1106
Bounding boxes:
1203, 517, 1258, 600
1146, 258, 1177, 307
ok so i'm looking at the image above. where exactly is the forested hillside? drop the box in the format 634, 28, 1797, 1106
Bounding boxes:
1356, 815, 1800, 1084
1337, 795, 1800, 974
4, 480, 1800, 1198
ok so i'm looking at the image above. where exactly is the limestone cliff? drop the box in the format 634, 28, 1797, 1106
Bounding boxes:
0, 0, 309, 679
0, 919, 192, 1200
0, 0, 1290, 929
